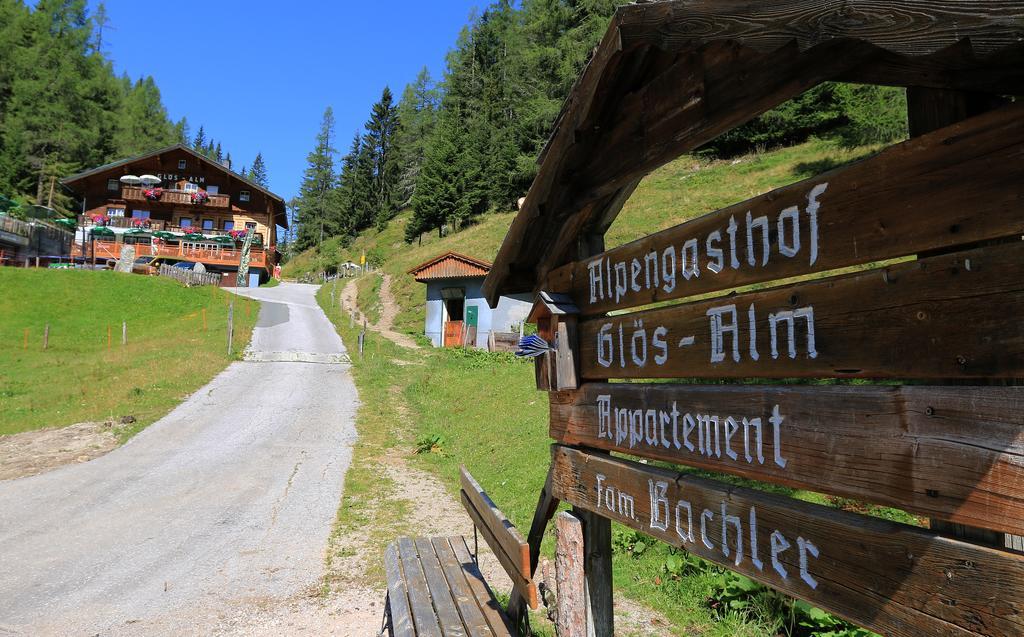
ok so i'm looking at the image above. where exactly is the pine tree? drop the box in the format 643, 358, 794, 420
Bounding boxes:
249, 152, 268, 188
174, 117, 190, 145
363, 86, 400, 230
395, 67, 439, 206
214, 142, 223, 163
112, 75, 175, 156
293, 107, 338, 251
192, 125, 206, 152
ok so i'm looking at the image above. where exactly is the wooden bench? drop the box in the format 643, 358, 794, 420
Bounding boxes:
382, 468, 538, 637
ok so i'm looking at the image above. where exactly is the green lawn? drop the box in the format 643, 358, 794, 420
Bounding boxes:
0, 269, 258, 439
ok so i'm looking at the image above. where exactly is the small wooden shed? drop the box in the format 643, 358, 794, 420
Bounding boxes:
409, 251, 532, 348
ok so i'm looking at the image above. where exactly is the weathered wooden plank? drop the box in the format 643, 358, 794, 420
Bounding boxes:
415, 538, 469, 637
551, 445, 1024, 637
550, 102, 1024, 316
397, 537, 443, 637
460, 491, 538, 610
617, 1, 1024, 58
450, 536, 515, 637
384, 542, 416, 637
577, 241, 1024, 380
431, 537, 495, 637
550, 383, 1024, 536
459, 468, 531, 577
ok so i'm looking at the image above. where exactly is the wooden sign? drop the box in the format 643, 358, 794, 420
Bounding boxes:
550, 383, 1024, 536
548, 103, 1024, 316
577, 241, 1024, 379
551, 445, 1024, 637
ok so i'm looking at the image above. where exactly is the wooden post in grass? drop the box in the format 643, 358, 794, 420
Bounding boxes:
227, 300, 234, 357
555, 511, 587, 637
358, 319, 366, 357
43, 324, 49, 350
122, 321, 127, 346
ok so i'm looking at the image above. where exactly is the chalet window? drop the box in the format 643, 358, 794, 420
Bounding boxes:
202, 219, 214, 230
131, 210, 150, 219
222, 220, 234, 231
183, 182, 199, 193
178, 159, 187, 170
107, 179, 119, 191
207, 185, 219, 195
239, 190, 251, 202
245, 222, 257, 231
107, 207, 124, 217
179, 217, 192, 228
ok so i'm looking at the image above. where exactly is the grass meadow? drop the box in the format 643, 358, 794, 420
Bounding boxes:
0, 269, 258, 439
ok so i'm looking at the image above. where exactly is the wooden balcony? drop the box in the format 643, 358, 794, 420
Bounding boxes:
72, 239, 268, 269
77, 215, 265, 244
121, 186, 230, 209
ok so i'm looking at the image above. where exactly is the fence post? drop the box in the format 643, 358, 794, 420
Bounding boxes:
358, 319, 366, 357
122, 321, 127, 346
227, 300, 234, 357
555, 511, 587, 637
43, 323, 49, 350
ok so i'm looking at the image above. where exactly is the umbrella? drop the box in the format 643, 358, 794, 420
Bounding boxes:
139, 174, 161, 186
53, 218, 76, 230
208, 235, 234, 245
152, 230, 176, 240
119, 175, 142, 185
181, 232, 206, 241
126, 227, 151, 235
90, 226, 115, 237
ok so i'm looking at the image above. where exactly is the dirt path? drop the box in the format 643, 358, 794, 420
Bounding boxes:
341, 275, 420, 350
0, 421, 119, 482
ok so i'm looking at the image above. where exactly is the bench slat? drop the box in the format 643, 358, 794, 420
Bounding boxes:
460, 491, 539, 609
398, 537, 443, 637
459, 468, 530, 577
415, 537, 470, 637
384, 543, 417, 637
431, 537, 495, 637
450, 536, 516, 637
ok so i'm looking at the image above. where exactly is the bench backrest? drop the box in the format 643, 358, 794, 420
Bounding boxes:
459, 467, 538, 610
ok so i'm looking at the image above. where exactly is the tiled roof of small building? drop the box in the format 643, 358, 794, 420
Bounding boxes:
408, 251, 492, 282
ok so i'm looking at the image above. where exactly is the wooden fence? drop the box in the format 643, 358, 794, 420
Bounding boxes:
158, 264, 221, 287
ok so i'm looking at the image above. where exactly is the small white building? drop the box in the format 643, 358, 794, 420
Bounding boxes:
409, 251, 532, 349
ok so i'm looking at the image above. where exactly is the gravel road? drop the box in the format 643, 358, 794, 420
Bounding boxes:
0, 283, 358, 636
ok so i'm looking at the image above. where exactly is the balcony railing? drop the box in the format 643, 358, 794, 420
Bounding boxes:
121, 186, 230, 209
77, 215, 264, 244
72, 239, 268, 269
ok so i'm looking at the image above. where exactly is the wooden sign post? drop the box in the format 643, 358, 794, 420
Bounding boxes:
481, 3, 1024, 636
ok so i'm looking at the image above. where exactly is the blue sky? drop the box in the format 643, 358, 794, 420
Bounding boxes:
93, 1, 482, 202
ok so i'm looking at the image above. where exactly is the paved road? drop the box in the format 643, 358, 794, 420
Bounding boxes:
0, 283, 358, 636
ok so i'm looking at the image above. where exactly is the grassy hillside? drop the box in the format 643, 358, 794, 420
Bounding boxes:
285, 139, 878, 330
0, 269, 258, 438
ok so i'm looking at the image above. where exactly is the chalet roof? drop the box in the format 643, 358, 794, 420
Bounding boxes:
61, 144, 288, 227
408, 251, 493, 282
482, 0, 1024, 307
